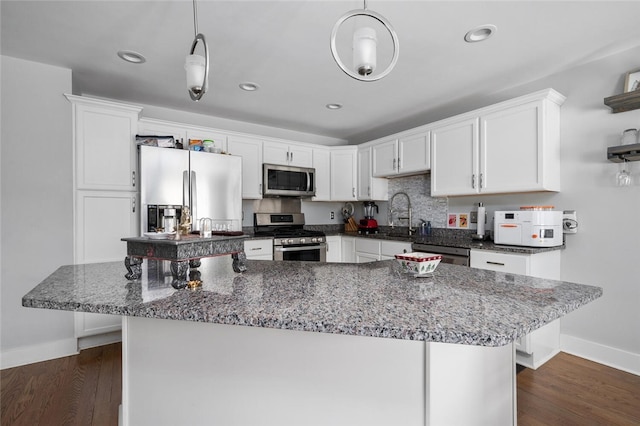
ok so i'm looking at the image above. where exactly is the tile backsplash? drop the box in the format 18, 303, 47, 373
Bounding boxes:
388, 174, 448, 228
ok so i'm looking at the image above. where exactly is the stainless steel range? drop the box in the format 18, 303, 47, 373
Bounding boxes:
254, 213, 326, 262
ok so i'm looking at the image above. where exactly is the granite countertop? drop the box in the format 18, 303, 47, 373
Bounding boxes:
23, 257, 601, 347
330, 230, 564, 254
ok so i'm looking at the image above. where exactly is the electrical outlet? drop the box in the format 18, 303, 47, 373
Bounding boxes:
563, 210, 578, 234
470, 211, 478, 223
330, 211, 335, 220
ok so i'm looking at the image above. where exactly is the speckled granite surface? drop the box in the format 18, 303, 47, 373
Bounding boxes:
23, 257, 601, 347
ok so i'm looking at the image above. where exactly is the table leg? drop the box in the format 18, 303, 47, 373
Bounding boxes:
170, 260, 190, 289
232, 251, 247, 273
124, 256, 143, 280
189, 259, 201, 268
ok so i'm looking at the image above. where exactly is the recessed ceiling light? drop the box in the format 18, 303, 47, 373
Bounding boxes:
326, 103, 343, 110
464, 25, 497, 43
117, 50, 146, 64
239, 82, 259, 91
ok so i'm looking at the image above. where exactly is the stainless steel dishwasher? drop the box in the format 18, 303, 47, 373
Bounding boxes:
411, 242, 470, 267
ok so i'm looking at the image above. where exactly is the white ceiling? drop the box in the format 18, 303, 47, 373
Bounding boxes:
3, 1, 640, 143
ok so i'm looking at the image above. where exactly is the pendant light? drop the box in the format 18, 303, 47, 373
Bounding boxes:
185, 0, 209, 101
330, 0, 399, 82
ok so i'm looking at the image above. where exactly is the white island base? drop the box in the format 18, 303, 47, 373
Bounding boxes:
120, 316, 516, 426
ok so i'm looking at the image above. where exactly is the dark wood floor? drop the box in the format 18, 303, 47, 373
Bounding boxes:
2, 344, 639, 425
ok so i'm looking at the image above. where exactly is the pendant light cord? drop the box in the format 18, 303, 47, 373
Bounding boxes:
192, 0, 199, 37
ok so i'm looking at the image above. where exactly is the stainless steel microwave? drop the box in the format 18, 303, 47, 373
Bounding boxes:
263, 163, 316, 197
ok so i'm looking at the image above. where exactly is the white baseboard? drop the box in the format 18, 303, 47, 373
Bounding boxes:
77, 330, 122, 350
0, 338, 78, 370
561, 334, 640, 376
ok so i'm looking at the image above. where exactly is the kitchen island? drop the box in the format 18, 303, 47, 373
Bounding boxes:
23, 258, 601, 426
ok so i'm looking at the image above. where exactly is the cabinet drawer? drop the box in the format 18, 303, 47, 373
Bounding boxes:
355, 238, 381, 255
470, 250, 529, 275
244, 239, 273, 259
380, 240, 411, 257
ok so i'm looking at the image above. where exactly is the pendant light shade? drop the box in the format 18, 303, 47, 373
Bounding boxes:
185, 1, 209, 101
330, 1, 399, 82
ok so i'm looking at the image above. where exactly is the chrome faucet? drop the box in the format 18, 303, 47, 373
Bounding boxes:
389, 191, 415, 235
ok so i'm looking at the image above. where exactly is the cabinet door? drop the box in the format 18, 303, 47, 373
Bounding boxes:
431, 117, 479, 196
186, 129, 228, 152
398, 132, 430, 175
227, 136, 263, 199
356, 253, 379, 263
263, 141, 290, 165
380, 240, 411, 258
480, 100, 543, 193
372, 139, 398, 177
288, 144, 313, 168
76, 191, 137, 263
357, 147, 373, 200
325, 236, 342, 263
74, 102, 140, 191
330, 148, 357, 201
312, 147, 331, 201
138, 119, 187, 144
75, 191, 136, 338
358, 147, 388, 201
341, 236, 356, 263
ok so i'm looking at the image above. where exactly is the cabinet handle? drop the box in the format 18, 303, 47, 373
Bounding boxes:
286, 151, 290, 162
397, 158, 401, 170
259, 183, 262, 194
132, 198, 136, 213
393, 158, 396, 170
471, 174, 476, 189
250, 247, 262, 251
368, 186, 371, 196
290, 151, 293, 162
132, 171, 136, 187
479, 173, 484, 188
486, 261, 505, 266
352, 187, 355, 198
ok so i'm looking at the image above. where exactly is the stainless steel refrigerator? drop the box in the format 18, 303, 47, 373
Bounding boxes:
139, 145, 242, 234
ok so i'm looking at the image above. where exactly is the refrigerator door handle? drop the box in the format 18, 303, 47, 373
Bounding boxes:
183, 170, 189, 207
191, 170, 197, 224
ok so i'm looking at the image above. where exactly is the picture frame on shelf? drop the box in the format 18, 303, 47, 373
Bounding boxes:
624, 68, 640, 92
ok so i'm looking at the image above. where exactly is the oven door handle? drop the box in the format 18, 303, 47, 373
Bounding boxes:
274, 243, 326, 253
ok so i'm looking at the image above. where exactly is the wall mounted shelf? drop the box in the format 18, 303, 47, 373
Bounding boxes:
607, 143, 640, 162
604, 90, 640, 113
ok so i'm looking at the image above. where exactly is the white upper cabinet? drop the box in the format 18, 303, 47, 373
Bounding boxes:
431, 117, 480, 196
398, 132, 430, 175
68, 95, 142, 191
138, 118, 187, 143
330, 146, 358, 201
185, 128, 228, 152
431, 89, 564, 197
312, 147, 331, 201
358, 146, 388, 200
263, 141, 313, 168
372, 139, 398, 177
227, 136, 263, 199
372, 131, 430, 178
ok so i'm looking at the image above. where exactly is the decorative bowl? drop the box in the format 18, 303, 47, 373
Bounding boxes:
395, 252, 442, 276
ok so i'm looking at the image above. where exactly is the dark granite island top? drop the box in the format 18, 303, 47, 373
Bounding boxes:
23, 257, 601, 347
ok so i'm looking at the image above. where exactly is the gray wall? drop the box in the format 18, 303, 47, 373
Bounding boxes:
1, 56, 75, 366
447, 46, 640, 371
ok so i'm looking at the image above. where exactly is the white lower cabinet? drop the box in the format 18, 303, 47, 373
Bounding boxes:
244, 239, 273, 260
341, 236, 356, 263
74, 191, 137, 341
355, 238, 411, 263
470, 249, 561, 369
325, 236, 342, 263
